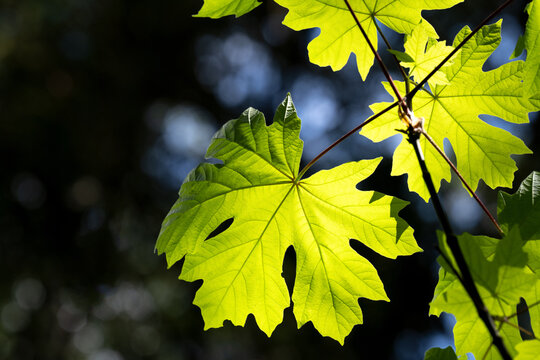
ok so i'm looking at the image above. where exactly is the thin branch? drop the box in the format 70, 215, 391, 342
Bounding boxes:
434, 245, 464, 285
298, 101, 399, 179
342, 0, 406, 110
493, 315, 539, 339
373, 20, 411, 99
407, 128, 512, 360
341, 0, 515, 358
507, 299, 540, 319
420, 129, 503, 235
408, 0, 516, 100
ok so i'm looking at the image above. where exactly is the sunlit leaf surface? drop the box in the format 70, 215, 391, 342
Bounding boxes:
156, 95, 420, 343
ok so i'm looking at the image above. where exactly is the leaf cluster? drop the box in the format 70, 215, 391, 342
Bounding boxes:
156, 0, 540, 358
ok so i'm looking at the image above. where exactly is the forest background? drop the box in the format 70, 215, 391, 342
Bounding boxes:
0, 0, 538, 359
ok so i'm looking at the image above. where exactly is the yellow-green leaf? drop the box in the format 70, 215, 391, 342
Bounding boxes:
274, 0, 462, 80
156, 95, 420, 343
362, 21, 533, 200
401, 21, 455, 85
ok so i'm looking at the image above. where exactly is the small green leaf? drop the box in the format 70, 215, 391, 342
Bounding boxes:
400, 22, 455, 85
157, 95, 420, 344
424, 346, 458, 360
194, 0, 261, 18
274, 0, 462, 80
362, 21, 533, 200
387, 49, 415, 63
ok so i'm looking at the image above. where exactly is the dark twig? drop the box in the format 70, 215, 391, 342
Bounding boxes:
373, 20, 411, 100
341, 0, 516, 358
342, 0, 407, 111
420, 129, 503, 235
407, 128, 512, 360
434, 245, 464, 284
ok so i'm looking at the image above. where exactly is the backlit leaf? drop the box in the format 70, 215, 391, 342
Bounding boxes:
156, 95, 420, 344
400, 21, 455, 85
274, 0, 462, 80
362, 21, 533, 200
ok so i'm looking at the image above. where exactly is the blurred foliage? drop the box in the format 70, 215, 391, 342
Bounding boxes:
0, 0, 537, 359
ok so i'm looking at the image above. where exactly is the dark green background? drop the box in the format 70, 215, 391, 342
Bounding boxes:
0, 0, 537, 359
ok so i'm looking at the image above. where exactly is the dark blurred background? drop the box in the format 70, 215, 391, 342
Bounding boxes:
0, 0, 537, 359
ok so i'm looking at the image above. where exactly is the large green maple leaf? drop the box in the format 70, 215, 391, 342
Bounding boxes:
362, 21, 534, 200
156, 95, 421, 343
430, 172, 540, 359
274, 0, 462, 80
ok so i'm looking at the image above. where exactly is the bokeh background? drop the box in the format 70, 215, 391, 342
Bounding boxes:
1, 0, 538, 359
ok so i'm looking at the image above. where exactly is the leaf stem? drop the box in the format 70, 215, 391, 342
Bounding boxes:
420, 129, 503, 235
408, 0, 516, 100
297, 101, 399, 179
407, 129, 512, 360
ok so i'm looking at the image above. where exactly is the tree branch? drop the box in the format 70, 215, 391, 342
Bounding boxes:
342, 0, 406, 111
406, 128, 512, 360
420, 129, 503, 235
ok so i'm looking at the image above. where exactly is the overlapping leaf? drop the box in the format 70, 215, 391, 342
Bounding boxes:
273, 0, 462, 80
424, 347, 457, 360
362, 22, 533, 200
399, 22, 455, 85
513, 0, 540, 107
194, 0, 262, 18
430, 172, 540, 359
156, 95, 420, 343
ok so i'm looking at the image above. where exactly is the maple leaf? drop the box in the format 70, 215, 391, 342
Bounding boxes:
156, 94, 421, 344
273, 0, 462, 80
194, 0, 261, 18
399, 21, 455, 85
362, 21, 533, 200
430, 172, 540, 359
